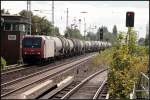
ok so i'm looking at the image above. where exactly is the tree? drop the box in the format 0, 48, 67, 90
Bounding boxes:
96, 26, 118, 44
112, 25, 117, 36
54, 27, 60, 36
64, 27, 82, 39
1, 9, 5, 14
19, 10, 33, 17
31, 15, 42, 34
108, 29, 148, 99
86, 31, 97, 40
96, 27, 102, 41
64, 27, 72, 38
1, 9, 10, 15
19, 10, 59, 36
145, 23, 149, 46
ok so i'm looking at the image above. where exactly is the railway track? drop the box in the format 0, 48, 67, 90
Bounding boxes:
93, 81, 108, 99
61, 69, 108, 99
1, 64, 28, 74
1, 53, 96, 99
39, 69, 108, 99
1, 53, 95, 84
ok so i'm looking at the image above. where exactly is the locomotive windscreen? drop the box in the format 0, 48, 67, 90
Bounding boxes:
22, 37, 41, 48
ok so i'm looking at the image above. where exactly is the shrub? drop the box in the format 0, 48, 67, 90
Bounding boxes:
1, 57, 7, 69
91, 48, 113, 69
107, 28, 149, 99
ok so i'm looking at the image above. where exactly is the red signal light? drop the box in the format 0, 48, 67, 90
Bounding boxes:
127, 12, 134, 16
126, 11, 134, 27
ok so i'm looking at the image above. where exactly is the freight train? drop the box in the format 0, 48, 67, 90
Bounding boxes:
22, 35, 111, 63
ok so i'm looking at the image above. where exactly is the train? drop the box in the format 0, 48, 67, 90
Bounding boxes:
22, 35, 111, 63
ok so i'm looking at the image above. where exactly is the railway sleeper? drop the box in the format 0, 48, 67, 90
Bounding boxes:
40, 76, 74, 99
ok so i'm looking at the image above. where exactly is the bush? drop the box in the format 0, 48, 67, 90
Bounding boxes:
91, 48, 113, 68
107, 29, 149, 99
108, 69, 134, 99
1, 57, 7, 69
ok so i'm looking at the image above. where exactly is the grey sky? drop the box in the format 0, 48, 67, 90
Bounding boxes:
1, 1, 149, 38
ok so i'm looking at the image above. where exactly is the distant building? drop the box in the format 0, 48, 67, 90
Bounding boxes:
1, 14, 31, 65
138, 38, 145, 45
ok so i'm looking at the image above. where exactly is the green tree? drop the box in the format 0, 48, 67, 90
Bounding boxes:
102, 26, 109, 33
145, 33, 149, 46
64, 27, 82, 39
0, 57, 7, 69
108, 28, 148, 99
86, 31, 97, 40
31, 15, 43, 34
96, 26, 118, 45
54, 27, 60, 36
39, 18, 53, 36
19, 10, 33, 17
145, 23, 149, 46
19, 10, 60, 36
64, 27, 72, 38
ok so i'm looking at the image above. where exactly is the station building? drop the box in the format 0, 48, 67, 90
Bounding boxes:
1, 14, 30, 65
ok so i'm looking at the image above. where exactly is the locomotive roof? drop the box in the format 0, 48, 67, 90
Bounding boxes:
24, 35, 53, 40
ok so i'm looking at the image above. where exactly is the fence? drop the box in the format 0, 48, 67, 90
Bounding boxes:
131, 72, 149, 99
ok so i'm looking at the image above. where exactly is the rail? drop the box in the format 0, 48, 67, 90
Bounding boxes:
61, 69, 107, 99
1, 54, 95, 98
93, 79, 107, 99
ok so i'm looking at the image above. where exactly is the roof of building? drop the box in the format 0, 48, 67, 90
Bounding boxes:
1, 14, 31, 24
2, 14, 29, 19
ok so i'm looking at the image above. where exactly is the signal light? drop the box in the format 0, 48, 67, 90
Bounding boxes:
126, 11, 134, 27
100, 28, 103, 40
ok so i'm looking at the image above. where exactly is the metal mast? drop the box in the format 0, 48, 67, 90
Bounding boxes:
52, 1, 54, 34
27, 1, 31, 35
66, 8, 68, 29
84, 17, 86, 40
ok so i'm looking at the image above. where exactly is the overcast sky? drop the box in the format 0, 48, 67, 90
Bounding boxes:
1, 1, 149, 39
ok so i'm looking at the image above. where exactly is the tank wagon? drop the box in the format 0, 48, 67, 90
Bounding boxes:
22, 35, 111, 63
66, 38, 74, 55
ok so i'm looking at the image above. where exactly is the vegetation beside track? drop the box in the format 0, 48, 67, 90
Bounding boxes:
1, 57, 7, 69
108, 29, 148, 99
91, 49, 113, 69
91, 28, 149, 99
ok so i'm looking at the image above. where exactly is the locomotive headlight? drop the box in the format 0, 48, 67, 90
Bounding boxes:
37, 52, 40, 54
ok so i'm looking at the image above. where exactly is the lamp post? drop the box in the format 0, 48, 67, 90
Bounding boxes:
80, 11, 88, 40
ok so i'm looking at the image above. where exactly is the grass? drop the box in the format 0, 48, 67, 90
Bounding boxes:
90, 48, 114, 70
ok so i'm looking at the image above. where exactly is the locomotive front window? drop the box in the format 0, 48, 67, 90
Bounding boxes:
32, 38, 41, 48
22, 38, 41, 48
